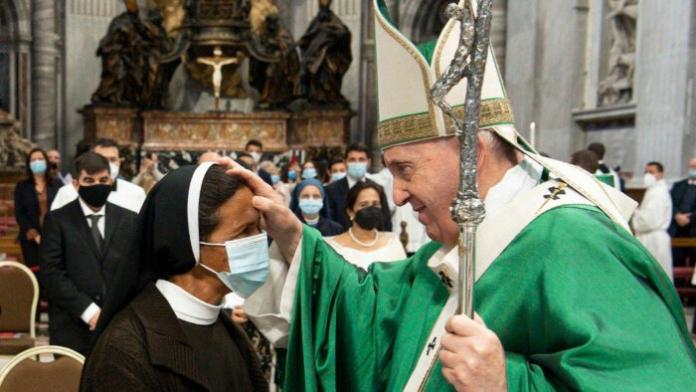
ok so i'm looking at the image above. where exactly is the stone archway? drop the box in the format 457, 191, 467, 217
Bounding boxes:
0, 0, 32, 133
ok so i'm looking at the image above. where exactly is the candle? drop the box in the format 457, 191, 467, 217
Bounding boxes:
529, 122, 536, 150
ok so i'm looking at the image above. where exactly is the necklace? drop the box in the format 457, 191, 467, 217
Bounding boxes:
348, 227, 379, 247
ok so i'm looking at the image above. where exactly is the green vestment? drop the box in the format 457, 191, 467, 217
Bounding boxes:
595, 174, 616, 188
284, 204, 696, 391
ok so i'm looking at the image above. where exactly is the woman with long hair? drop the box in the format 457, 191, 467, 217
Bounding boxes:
14, 147, 62, 267
325, 179, 405, 268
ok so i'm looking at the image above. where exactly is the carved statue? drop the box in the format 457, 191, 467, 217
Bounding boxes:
91, 0, 185, 109
249, 8, 301, 109
196, 47, 241, 110
0, 110, 33, 169
298, 0, 352, 107
250, 0, 277, 35
599, 0, 638, 106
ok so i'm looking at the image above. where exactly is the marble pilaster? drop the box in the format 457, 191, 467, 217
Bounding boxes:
30, 0, 58, 148
633, 0, 695, 181
63, 0, 123, 159
490, 0, 507, 76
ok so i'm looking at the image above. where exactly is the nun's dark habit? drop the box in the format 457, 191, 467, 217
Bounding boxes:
79, 163, 268, 392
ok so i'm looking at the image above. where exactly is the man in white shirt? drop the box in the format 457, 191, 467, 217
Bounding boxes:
47, 149, 73, 185
40, 152, 138, 354
632, 161, 673, 279
51, 138, 146, 213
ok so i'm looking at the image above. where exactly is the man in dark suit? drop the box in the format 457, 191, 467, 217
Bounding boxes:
588, 142, 624, 191
40, 152, 137, 354
669, 157, 696, 266
325, 143, 392, 231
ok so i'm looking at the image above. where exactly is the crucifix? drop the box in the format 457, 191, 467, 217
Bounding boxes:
197, 46, 239, 111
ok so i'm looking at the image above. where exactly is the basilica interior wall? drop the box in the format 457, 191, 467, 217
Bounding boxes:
632, 0, 694, 182
506, 0, 696, 183
0, 0, 32, 137
63, 0, 124, 161
3, 0, 695, 183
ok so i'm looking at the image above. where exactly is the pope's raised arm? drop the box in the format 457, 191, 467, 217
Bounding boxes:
224, 159, 303, 261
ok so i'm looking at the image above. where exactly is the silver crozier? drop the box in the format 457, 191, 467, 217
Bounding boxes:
429, 0, 494, 317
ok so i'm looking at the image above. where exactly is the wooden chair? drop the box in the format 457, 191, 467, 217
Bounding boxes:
672, 238, 696, 301
0, 345, 84, 392
0, 262, 37, 356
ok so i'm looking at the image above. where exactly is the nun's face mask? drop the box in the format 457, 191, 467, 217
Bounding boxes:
199, 188, 269, 298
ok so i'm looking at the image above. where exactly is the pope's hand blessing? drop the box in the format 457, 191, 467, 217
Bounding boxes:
222, 158, 303, 261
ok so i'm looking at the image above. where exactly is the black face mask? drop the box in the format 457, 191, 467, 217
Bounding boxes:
49, 163, 59, 171
78, 184, 111, 209
354, 206, 383, 231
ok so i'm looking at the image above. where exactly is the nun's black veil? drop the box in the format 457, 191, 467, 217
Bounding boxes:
92, 164, 210, 342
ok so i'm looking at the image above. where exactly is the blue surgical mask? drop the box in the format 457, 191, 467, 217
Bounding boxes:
348, 162, 367, 180
689, 169, 696, 179
299, 198, 323, 215
271, 174, 281, 185
302, 168, 317, 179
30, 160, 47, 175
200, 232, 269, 298
288, 170, 297, 181
331, 172, 346, 182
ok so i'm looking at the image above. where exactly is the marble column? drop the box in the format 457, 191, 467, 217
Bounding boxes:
490, 0, 507, 76
63, 0, 123, 161
31, 0, 58, 148
634, 0, 695, 180
504, 0, 539, 144
360, 2, 378, 156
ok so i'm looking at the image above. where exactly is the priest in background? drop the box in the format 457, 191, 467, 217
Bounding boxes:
51, 138, 146, 213
632, 161, 673, 279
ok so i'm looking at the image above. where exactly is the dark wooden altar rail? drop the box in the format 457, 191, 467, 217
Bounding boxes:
673, 238, 696, 301
0, 171, 21, 261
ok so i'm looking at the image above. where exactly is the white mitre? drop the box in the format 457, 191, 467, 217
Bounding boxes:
373, 0, 637, 229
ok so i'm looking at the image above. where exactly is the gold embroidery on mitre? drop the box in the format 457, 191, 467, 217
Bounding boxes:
374, 3, 438, 139
378, 98, 514, 148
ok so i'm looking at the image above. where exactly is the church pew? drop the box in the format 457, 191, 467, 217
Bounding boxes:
672, 238, 696, 302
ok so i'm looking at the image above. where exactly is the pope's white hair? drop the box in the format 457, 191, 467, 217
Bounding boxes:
478, 129, 518, 164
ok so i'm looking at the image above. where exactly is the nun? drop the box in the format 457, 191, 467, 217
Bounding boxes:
291, 178, 343, 236
80, 163, 268, 392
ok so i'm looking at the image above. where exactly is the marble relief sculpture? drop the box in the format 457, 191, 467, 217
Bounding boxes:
0, 109, 33, 169
599, 0, 638, 106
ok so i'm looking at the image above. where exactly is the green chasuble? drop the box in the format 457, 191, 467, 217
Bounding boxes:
284, 204, 696, 391
595, 173, 616, 187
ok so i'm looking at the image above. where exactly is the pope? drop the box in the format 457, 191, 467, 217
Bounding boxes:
233, 1, 696, 391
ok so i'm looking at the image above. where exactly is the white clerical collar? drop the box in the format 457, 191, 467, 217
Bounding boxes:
79, 198, 106, 217
484, 158, 542, 216
155, 279, 222, 326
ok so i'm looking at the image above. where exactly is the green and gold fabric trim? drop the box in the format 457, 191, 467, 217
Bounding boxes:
378, 97, 514, 148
